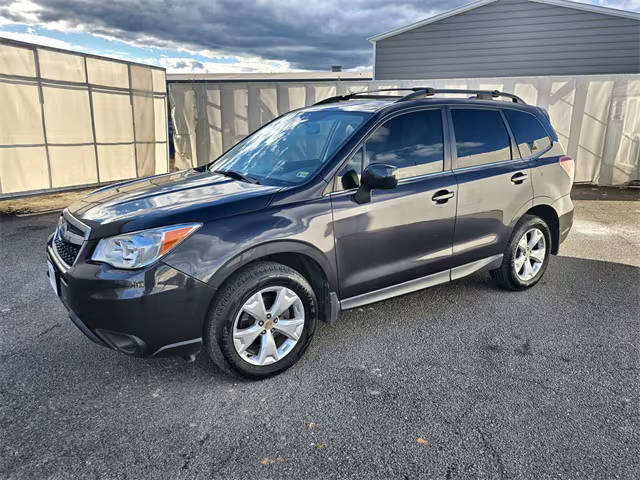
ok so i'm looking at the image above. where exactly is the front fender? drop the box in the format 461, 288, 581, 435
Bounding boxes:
207, 239, 338, 292
162, 196, 337, 292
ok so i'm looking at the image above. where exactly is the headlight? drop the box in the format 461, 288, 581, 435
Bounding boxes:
91, 223, 201, 269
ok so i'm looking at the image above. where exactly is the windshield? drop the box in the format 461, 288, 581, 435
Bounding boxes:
210, 109, 371, 186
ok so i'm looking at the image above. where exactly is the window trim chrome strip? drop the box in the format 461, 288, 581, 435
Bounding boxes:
451, 156, 530, 174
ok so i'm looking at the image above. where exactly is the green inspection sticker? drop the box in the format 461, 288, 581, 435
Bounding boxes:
296, 171, 309, 178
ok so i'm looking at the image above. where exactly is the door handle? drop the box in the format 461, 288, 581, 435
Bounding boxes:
511, 172, 528, 184
432, 190, 455, 204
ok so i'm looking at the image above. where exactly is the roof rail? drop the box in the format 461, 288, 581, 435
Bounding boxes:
313, 88, 420, 106
398, 87, 526, 104
313, 87, 526, 105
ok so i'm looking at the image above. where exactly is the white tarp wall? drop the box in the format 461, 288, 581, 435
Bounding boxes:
169, 75, 639, 186
0, 39, 168, 197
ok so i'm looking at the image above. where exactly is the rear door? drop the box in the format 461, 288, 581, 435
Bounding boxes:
448, 107, 533, 275
501, 108, 565, 200
330, 108, 457, 301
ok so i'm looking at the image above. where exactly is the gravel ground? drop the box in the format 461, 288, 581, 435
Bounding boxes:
0, 187, 638, 479
0, 189, 93, 216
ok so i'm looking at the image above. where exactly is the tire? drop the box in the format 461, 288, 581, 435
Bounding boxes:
205, 261, 317, 380
491, 214, 552, 291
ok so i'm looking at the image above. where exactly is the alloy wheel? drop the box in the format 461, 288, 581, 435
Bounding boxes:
232, 286, 305, 366
513, 227, 546, 281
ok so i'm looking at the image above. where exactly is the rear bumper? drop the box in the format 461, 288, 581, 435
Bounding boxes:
558, 209, 574, 245
553, 194, 574, 245
47, 243, 215, 358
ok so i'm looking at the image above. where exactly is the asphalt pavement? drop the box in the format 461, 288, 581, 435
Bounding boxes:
1, 187, 638, 479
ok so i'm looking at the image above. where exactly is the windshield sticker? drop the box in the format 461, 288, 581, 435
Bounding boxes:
296, 171, 309, 178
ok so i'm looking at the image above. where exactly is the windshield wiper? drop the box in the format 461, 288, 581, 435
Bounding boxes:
214, 169, 260, 184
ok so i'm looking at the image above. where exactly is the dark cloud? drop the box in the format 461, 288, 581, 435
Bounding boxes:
0, 0, 467, 69
170, 59, 204, 70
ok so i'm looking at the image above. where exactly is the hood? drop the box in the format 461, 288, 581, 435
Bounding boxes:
68, 169, 280, 238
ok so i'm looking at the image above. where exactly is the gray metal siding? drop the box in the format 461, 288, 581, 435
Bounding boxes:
374, 0, 640, 79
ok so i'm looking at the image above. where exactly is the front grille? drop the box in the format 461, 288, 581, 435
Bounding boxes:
52, 214, 89, 268
54, 236, 81, 266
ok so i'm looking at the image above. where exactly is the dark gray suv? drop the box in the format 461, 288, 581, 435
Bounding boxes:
47, 88, 574, 379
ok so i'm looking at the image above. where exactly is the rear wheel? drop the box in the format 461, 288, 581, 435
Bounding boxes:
205, 261, 317, 379
491, 214, 551, 291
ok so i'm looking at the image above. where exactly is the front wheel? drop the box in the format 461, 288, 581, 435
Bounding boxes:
491, 214, 552, 291
205, 261, 317, 379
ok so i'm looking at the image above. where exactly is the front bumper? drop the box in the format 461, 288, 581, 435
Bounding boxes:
47, 241, 215, 357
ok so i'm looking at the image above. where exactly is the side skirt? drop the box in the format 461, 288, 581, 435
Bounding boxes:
340, 254, 503, 310
451, 254, 503, 281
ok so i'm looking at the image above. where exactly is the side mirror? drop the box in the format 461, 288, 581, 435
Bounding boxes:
353, 163, 398, 204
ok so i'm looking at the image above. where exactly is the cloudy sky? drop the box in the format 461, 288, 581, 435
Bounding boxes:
0, 0, 638, 73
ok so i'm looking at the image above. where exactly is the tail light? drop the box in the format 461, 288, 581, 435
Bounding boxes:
559, 156, 575, 181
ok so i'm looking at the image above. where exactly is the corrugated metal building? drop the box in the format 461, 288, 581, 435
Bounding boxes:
370, 0, 640, 80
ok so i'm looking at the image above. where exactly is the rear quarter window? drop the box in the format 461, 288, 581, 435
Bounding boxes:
503, 109, 552, 158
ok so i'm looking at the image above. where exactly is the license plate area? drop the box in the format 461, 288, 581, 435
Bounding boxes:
47, 260, 59, 296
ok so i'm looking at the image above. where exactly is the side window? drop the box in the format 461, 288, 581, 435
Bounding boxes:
336, 147, 363, 191
364, 109, 444, 180
503, 109, 552, 158
451, 109, 512, 168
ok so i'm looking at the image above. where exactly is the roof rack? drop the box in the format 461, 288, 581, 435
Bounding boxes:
314, 87, 526, 105
313, 88, 419, 105
401, 87, 525, 104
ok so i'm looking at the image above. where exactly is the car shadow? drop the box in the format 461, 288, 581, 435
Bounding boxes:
3, 254, 637, 398
70, 255, 640, 383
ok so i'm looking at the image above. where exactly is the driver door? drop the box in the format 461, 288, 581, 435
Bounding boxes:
330, 108, 457, 303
